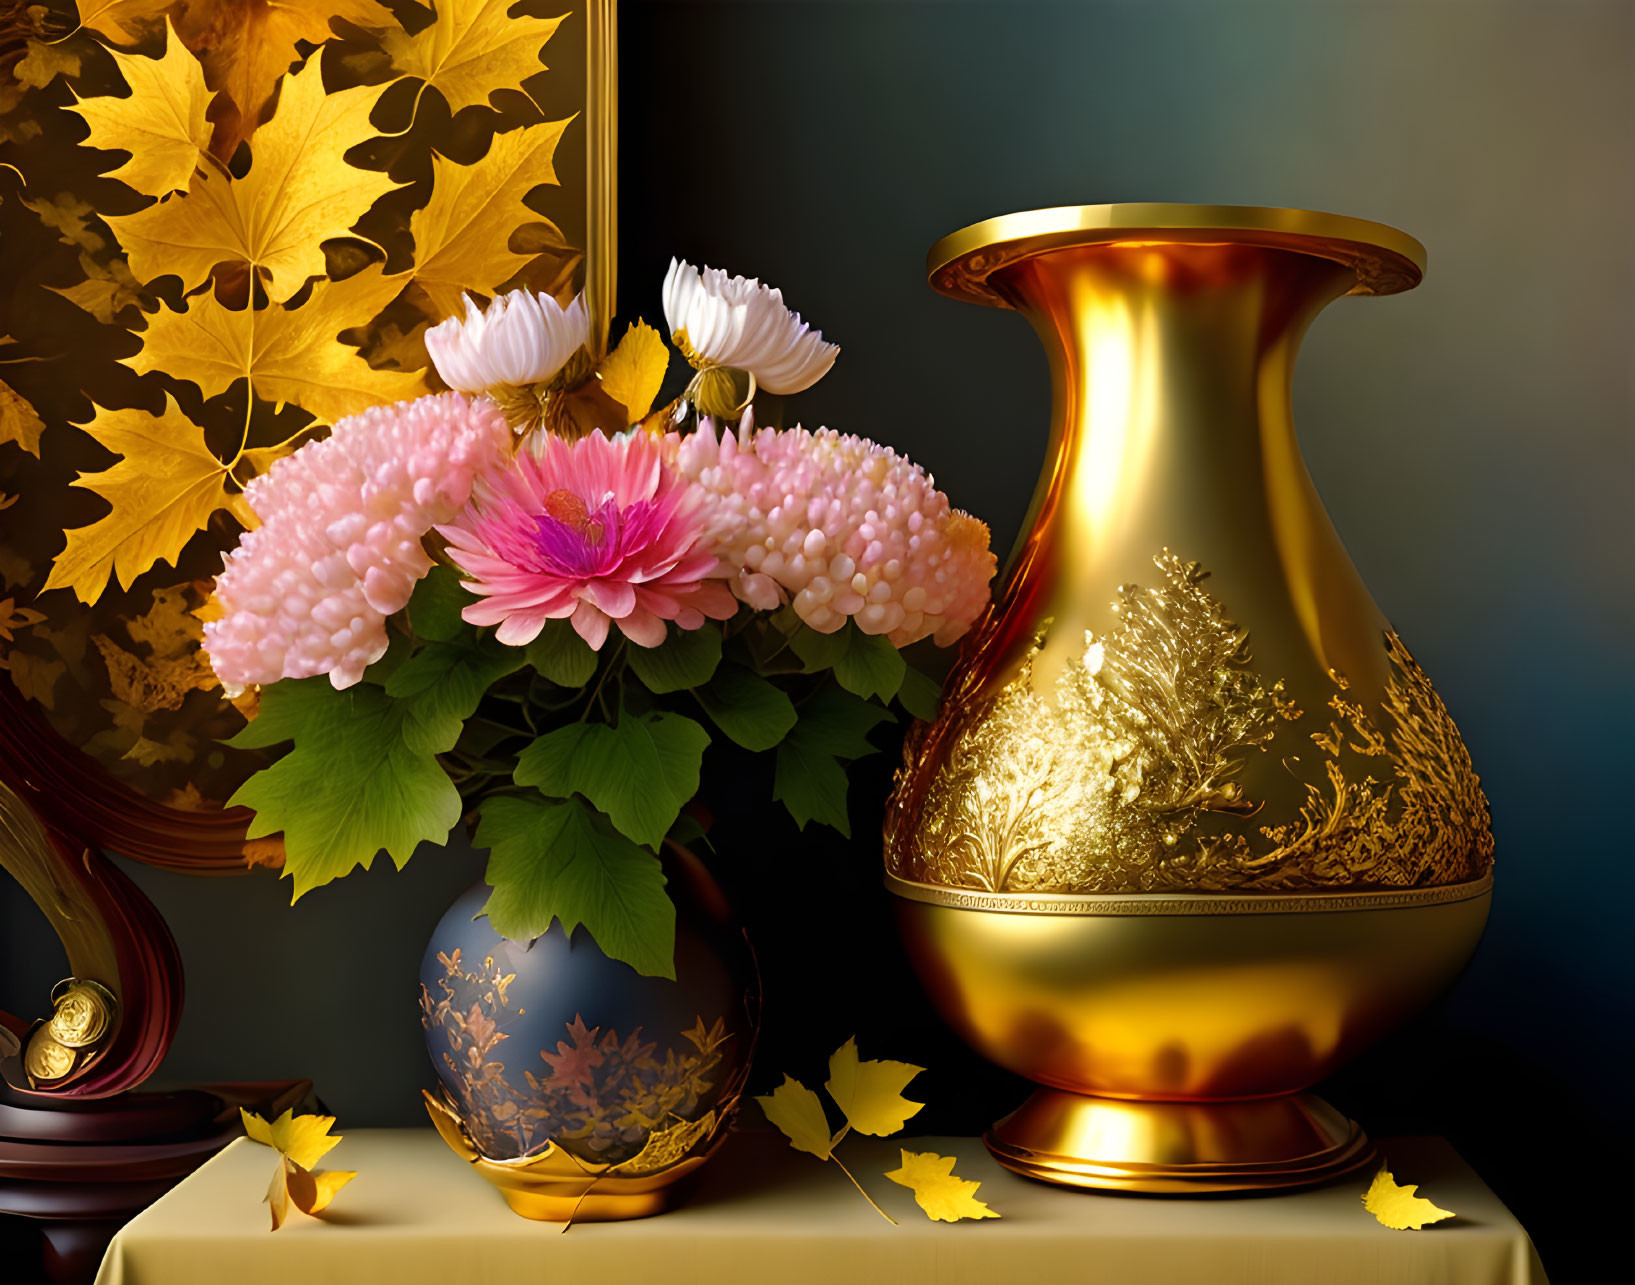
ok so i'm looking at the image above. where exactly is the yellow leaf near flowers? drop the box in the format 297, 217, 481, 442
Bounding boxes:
73, 0, 173, 45
1362, 1165, 1455, 1230
67, 19, 210, 200
407, 118, 570, 318
124, 265, 426, 423
383, 0, 564, 117
44, 396, 232, 605
884, 1150, 1000, 1223
596, 320, 670, 423
106, 55, 400, 302
1, 376, 46, 456
756, 1075, 836, 1160
824, 1036, 925, 1137
170, 0, 396, 158
242, 1109, 356, 1231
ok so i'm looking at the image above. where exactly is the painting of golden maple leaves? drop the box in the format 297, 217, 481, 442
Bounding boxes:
0, 0, 593, 812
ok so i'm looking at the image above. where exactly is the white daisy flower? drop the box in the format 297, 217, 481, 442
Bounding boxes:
425, 289, 590, 394
662, 259, 838, 395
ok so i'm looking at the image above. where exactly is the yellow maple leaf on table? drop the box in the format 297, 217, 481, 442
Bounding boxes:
1362, 1164, 1455, 1230
596, 320, 670, 423
758, 1075, 837, 1161
407, 117, 570, 318
383, 0, 564, 118
170, 0, 396, 158
106, 54, 399, 302
759, 1038, 981, 1226
123, 265, 426, 424
1, 375, 46, 457
66, 19, 210, 201
240, 1108, 357, 1231
884, 1150, 1000, 1223
43, 396, 234, 605
824, 1037, 924, 1137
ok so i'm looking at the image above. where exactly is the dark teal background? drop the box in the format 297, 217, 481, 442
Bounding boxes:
4, 1, 1630, 1276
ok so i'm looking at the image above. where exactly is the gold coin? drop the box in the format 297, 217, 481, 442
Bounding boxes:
25, 1031, 76, 1082
47, 980, 113, 1048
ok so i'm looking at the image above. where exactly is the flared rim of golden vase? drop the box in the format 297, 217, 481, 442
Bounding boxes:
927, 202, 1427, 305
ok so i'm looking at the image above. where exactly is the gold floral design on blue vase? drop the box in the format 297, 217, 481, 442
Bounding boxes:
420, 942, 731, 1164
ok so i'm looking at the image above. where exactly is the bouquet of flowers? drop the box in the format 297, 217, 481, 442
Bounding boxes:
206, 262, 996, 976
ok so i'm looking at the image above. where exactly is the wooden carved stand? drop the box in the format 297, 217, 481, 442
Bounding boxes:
0, 688, 302, 1284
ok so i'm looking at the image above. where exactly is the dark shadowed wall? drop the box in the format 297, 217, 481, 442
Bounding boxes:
4, 2, 1630, 1277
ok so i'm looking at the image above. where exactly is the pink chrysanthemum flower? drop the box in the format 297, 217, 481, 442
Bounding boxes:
671, 417, 997, 646
439, 430, 737, 649
205, 394, 511, 691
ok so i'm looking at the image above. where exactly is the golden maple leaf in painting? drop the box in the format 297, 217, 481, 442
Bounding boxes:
0, 371, 47, 457
44, 397, 234, 603
406, 117, 572, 317
72, 0, 175, 44
65, 18, 210, 200
383, 0, 563, 118
106, 53, 400, 302
169, 0, 396, 158
123, 264, 427, 424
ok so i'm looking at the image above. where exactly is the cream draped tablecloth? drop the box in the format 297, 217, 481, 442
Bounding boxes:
94, 1128, 1548, 1285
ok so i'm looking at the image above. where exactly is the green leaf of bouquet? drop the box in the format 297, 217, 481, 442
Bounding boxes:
796, 684, 895, 757
625, 625, 722, 694
667, 812, 711, 851
476, 793, 676, 978
773, 738, 852, 836
833, 629, 906, 702
788, 624, 849, 672
789, 623, 907, 702
524, 618, 599, 687
360, 629, 413, 685
514, 711, 709, 849
385, 633, 526, 753
695, 664, 799, 751
406, 566, 473, 643
897, 665, 943, 722
227, 679, 461, 899
770, 687, 894, 837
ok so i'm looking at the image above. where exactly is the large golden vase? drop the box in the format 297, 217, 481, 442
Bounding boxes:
884, 205, 1493, 1194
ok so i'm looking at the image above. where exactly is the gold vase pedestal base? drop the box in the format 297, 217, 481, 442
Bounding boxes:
986, 1090, 1374, 1194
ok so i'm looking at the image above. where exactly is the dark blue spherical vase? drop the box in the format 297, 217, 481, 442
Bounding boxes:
419, 844, 757, 1171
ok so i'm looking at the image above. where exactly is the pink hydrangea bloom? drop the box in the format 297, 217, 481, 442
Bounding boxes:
205, 394, 511, 691
670, 417, 996, 646
438, 429, 737, 650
